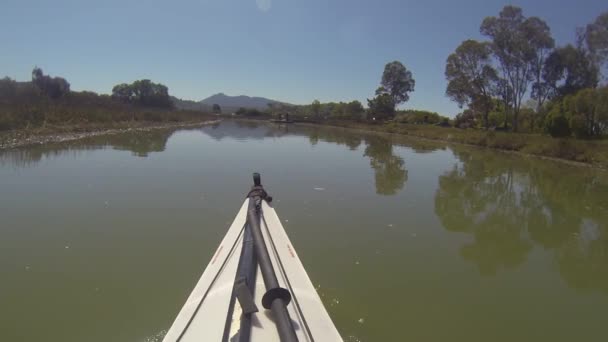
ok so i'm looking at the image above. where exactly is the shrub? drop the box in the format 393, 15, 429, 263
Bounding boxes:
0, 112, 16, 130
395, 110, 448, 125
545, 114, 571, 137
569, 114, 589, 139
454, 109, 476, 128
143, 112, 165, 122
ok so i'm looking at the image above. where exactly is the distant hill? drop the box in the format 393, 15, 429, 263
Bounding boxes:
170, 96, 210, 112
200, 93, 287, 111
171, 93, 288, 113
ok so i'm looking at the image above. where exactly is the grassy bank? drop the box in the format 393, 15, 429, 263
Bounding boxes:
0, 81, 218, 149
0, 77, 216, 143
0, 91, 213, 130
311, 120, 608, 169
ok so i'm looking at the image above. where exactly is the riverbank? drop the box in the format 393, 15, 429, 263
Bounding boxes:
301, 120, 608, 169
0, 119, 219, 150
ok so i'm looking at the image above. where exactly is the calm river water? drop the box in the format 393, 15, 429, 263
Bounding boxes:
1, 120, 607, 342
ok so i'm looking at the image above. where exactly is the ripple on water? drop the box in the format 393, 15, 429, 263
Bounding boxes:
141, 329, 167, 342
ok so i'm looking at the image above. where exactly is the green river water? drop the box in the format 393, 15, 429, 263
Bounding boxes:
1, 120, 607, 342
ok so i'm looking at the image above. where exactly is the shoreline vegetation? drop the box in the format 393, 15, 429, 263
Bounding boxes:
2, 6, 607, 169
0, 68, 218, 149
241, 5, 608, 169
3, 116, 606, 170
295, 120, 608, 170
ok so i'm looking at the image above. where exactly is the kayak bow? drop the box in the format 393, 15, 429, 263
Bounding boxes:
162, 174, 343, 342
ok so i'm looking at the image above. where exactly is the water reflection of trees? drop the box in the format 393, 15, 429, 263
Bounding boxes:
201, 121, 418, 195
0, 129, 174, 168
108, 130, 173, 157
363, 135, 407, 195
307, 128, 362, 150
2, 120, 438, 198
202, 120, 290, 141
435, 148, 608, 293
0, 145, 96, 168
293, 125, 445, 195
301, 125, 454, 195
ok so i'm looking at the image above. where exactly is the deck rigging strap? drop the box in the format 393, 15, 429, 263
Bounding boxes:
222, 221, 258, 342
176, 225, 246, 342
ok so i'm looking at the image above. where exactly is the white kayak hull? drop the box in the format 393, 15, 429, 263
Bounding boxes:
162, 199, 343, 342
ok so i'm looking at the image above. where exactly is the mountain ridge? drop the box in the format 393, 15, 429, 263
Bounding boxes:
200, 93, 288, 110
171, 93, 289, 112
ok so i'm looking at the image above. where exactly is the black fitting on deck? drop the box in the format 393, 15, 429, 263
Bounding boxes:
247, 172, 272, 203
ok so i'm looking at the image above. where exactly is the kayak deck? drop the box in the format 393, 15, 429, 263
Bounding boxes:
162, 199, 342, 341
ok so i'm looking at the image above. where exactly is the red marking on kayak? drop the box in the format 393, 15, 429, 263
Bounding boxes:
211, 245, 223, 264
287, 244, 295, 258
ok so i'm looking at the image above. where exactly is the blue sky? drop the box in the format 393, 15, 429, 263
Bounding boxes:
1, 0, 604, 116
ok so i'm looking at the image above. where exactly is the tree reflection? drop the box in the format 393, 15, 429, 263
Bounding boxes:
0, 145, 96, 168
435, 148, 608, 293
0, 129, 174, 167
299, 125, 362, 150
108, 130, 172, 157
201, 120, 290, 140
363, 135, 407, 195
435, 153, 532, 275
200, 121, 441, 196
289, 125, 413, 195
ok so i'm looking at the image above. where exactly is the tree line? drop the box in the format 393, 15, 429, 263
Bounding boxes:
263, 60, 427, 123
3, 67, 174, 109
111, 80, 173, 108
265, 8, 606, 140
0, 67, 207, 130
31, 67, 71, 99
445, 6, 608, 138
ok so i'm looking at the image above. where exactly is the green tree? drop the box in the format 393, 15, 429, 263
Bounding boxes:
31, 67, 70, 99
311, 99, 321, 119
481, 6, 551, 132
131, 79, 153, 104
525, 16, 555, 128
544, 102, 572, 137
567, 87, 608, 138
543, 45, 599, 98
344, 100, 364, 120
329, 102, 344, 119
0, 77, 17, 99
582, 11, 608, 74
212, 103, 222, 114
111, 83, 134, 103
379, 61, 415, 105
367, 90, 395, 120
445, 40, 498, 128
453, 109, 477, 128
112, 79, 172, 108
494, 78, 513, 129
396, 110, 447, 125
31, 67, 45, 93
